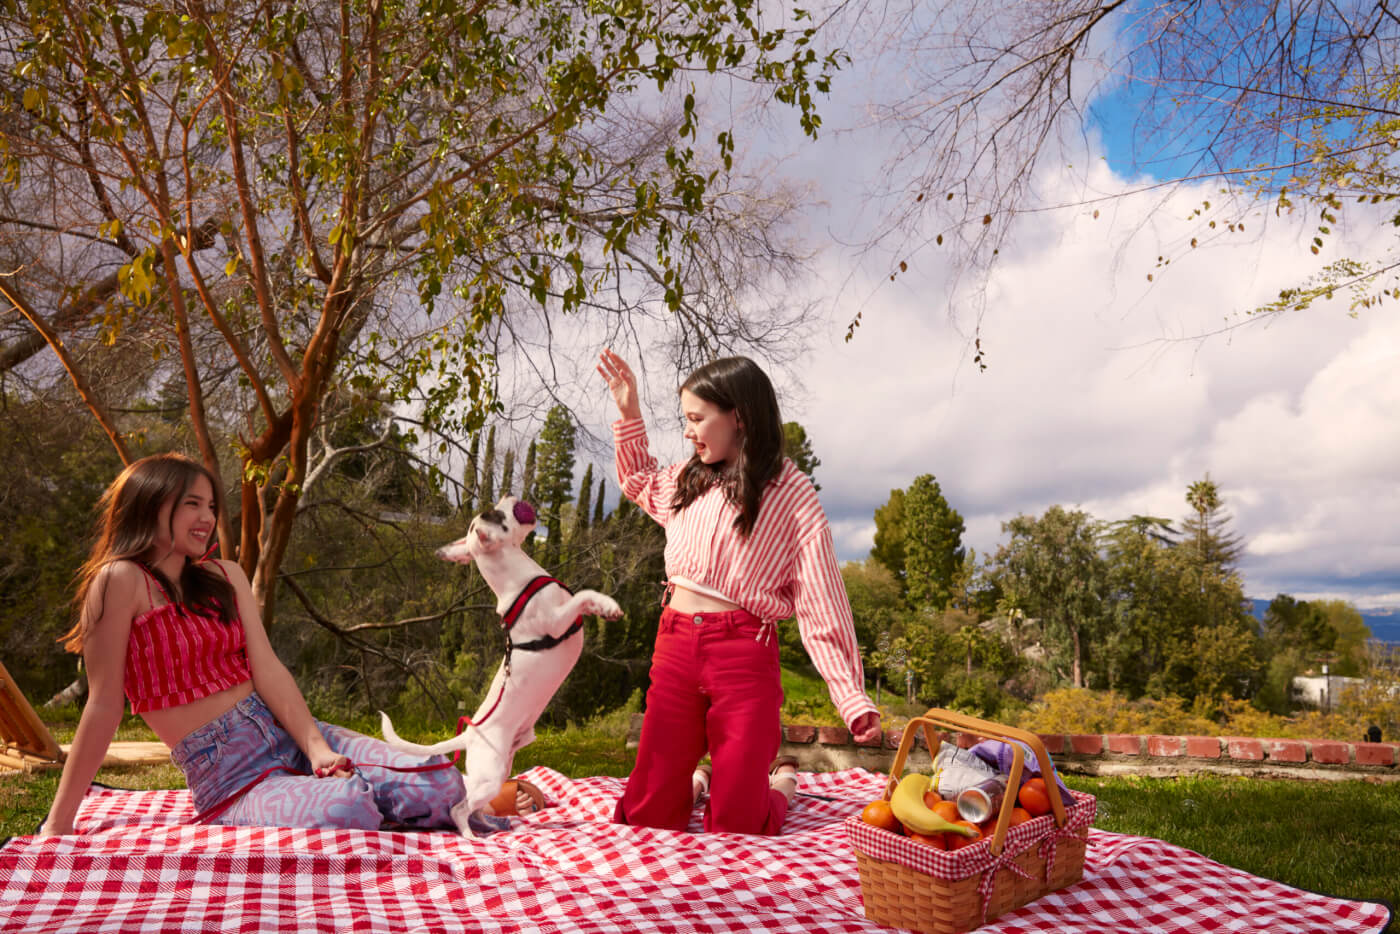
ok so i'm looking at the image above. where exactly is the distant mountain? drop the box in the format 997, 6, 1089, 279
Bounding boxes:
1249, 598, 1400, 645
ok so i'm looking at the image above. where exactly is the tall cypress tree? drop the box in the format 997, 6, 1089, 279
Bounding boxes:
521, 441, 538, 505
593, 476, 607, 525
534, 406, 576, 566
574, 463, 594, 540
479, 425, 497, 507
461, 433, 480, 515
500, 448, 516, 498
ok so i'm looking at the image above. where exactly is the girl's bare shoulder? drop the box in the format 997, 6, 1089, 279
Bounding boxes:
86, 559, 149, 616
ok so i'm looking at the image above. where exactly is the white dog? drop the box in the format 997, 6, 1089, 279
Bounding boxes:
381, 495, 622, 835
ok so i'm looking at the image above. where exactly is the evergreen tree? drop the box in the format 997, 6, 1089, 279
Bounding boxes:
574, 463, 594, 540
479, 425, 497, 507
782, 421, 821, 491
534, 406, 577, 566
1178, 476, 1256, 706
500, 448, 516, 498
461, 433, 480, 515
904, 474, 966, 612
522, 441, 538, 504
593, 477, 607, 525
1184, 476, 1245, 574
871, 488, 908, 589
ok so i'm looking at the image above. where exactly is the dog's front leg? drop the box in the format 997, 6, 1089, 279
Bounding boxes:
549, 590, 623, 629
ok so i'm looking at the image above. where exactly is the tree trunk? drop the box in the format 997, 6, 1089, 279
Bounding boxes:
1071, 624, 1083, 688
45, 675, 87, 708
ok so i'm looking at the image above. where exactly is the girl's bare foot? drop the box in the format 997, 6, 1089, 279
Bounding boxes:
692, 763, 712, 803
769, 756, 799, 804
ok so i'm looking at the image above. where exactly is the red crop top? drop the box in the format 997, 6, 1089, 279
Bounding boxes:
123, 563, 252, 714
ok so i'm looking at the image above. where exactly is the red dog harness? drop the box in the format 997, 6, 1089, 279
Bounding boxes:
469, 575, 581, 726
500, 575, 582, 671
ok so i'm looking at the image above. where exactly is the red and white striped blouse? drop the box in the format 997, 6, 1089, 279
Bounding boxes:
613, 418, 878, 728
123, 565, 251, 714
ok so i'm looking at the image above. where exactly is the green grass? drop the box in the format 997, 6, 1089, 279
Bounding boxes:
1066, 773, 1398, 916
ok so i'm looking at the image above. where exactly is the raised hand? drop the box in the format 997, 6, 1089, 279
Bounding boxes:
597, 348, 642, 421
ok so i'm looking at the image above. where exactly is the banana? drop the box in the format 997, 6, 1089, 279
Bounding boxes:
889, 773, 978, 837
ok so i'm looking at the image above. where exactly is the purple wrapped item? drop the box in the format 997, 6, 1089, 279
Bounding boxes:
968, 739, 1072, 798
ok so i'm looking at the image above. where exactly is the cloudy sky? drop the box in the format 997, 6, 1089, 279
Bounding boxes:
497, 8, 1400, 612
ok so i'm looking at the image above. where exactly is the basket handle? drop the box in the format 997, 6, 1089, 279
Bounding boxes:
882, 707, 1070, 856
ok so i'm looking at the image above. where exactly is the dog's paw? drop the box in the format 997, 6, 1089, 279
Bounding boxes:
585, 594, 623, 620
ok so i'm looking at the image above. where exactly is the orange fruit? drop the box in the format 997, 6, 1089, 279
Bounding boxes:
908, 831, 947, 849
861, 799, 903, 834
1018, 781, 1052, 817
1008, 806, 1033, 827
931, 799, 961, 824
947, 821, 983, 850
922, 788, 942, 808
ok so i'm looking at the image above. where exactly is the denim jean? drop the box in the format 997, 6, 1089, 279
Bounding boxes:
614, 606, 786, 834
170, 692, 463, 830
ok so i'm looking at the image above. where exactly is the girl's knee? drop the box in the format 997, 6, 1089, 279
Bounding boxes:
316, 777, 383, 830
427, 769, 467, 810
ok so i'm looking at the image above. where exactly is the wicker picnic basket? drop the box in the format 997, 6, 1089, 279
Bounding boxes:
846, 708, 1095, 934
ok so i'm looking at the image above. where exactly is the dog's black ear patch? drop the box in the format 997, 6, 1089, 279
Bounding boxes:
514, 501, 537, 525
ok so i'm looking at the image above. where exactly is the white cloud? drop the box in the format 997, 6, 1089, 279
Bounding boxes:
785, 160, 1400, 607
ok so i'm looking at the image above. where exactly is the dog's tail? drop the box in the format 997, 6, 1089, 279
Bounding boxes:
378, 711, 472, 756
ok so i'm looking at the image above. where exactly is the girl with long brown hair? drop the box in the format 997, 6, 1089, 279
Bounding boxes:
597, 350, 881, 835
42, 453, 464, 835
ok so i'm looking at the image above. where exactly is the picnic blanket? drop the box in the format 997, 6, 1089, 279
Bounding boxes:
0, 767, 1390, 933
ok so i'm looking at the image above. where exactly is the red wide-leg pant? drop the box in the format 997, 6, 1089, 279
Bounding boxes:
613, 606, 787, 834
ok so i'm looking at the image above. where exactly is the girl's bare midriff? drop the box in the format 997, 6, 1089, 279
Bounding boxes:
667, 582, 742, 615
141, 680, 255, 749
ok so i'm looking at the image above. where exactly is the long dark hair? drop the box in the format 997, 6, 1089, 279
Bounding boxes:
61, 453, 236, 653
670, 356, 784, 536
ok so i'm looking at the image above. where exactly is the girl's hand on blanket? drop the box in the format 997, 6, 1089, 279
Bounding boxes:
850, 711, 882, 744
597, 349, 642, 421
37, 818, 72, 837
311, 752, 353, 779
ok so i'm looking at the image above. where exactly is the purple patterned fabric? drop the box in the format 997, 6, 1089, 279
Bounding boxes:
968, 739, 1073, 797
170, 693, 463, 830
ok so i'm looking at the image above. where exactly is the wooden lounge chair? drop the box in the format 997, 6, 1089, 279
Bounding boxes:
0, 658, 65, 773
0, 660, 171, 774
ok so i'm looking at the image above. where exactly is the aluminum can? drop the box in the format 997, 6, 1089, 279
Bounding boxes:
955, 776, 1007, 823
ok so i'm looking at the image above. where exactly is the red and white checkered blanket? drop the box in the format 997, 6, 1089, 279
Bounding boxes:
0, 768, 1390, 933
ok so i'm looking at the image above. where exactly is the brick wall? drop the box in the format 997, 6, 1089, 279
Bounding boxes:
625, 715, 1400, 782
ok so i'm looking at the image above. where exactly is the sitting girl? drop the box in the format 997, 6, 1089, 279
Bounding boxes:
42, 453, 465, 834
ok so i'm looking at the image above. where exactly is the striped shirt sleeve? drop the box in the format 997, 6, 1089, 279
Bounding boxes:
612, 418, 677, 527
792, 521, 880, 729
